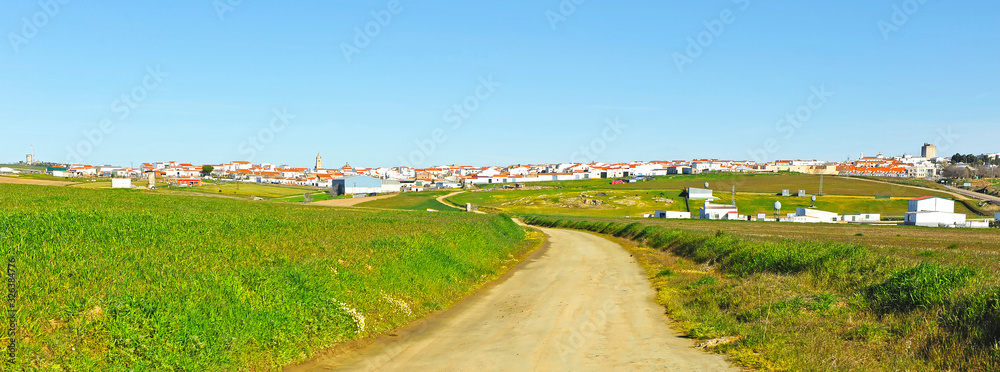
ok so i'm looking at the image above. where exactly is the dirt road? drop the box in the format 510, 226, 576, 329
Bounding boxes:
311, 194, 398, 207
0, 176, 76, 186
292, 227, 736, 371
436, 191, 466, 211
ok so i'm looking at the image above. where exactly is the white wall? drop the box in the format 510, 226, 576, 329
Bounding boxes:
909, 197, 955, 213
905, 211, 966, 227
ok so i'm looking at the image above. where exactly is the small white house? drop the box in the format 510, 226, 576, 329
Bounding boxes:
0, 167, 16, 174
654, 210, 691, 219
700, 201, 739, 220
794, 208, 840, 223
111, 178, 133, 189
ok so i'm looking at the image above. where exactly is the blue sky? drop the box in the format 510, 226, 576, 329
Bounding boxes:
1, 0, 997, 168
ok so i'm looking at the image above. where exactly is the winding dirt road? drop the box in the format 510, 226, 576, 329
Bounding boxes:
292, 227, 736, 371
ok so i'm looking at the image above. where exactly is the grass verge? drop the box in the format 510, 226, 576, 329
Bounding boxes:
524, 215, 1000, 371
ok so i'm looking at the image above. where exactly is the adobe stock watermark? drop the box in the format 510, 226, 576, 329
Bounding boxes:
546, 0, 586, 31
65, 66, 169, 164
672, 0, 751, 73
237, 108, 295, 162
340, 0, 408, 63
398, 75, 501, 168
747, 85, 834, 163
929, 126, 959, 154
555, 275, 625, 361
213, 0, 246, 21
878, 0, 930, 41
7, 0, 71, 54
570, 118, 627, 164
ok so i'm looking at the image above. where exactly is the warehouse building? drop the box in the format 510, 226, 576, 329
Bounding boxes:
331, 175, 385, 196
904, 196, 966, 227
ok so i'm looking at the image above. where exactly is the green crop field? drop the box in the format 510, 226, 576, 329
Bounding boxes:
175, 182, 324, 199
0, 184, 537, 370
524, 216, 1000, 371
357, 191, 459, 211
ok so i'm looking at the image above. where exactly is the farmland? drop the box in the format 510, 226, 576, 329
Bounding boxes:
171, 182, 325, 200
482, 173, 960, 198
0, 184, 537, 370
450, 173, 980, 219
524, 216, 1000, 371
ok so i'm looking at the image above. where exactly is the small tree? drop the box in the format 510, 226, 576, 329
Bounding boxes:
201, 165, 214, 177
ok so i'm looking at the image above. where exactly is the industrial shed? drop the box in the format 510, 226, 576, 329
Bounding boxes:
331, 175, 384, 196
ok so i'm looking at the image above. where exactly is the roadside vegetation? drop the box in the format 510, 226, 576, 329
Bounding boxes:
523, 215, 1000, 371
0, 184, 538, 370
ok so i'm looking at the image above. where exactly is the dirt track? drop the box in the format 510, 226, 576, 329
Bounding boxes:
0, 176, 76, 186
311, 194, 398, 207
290, 227, 736, 371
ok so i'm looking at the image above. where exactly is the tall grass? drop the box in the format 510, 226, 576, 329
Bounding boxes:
0, 184, 532, 370
524, 215, 1000, 370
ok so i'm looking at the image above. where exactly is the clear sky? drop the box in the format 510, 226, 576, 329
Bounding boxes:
1, 1, 998, 168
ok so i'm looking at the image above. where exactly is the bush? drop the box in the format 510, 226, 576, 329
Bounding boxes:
945, 288, 1000, 347
867, 263, 975, 313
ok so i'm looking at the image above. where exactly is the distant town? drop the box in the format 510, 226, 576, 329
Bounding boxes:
4, 143, 999, 192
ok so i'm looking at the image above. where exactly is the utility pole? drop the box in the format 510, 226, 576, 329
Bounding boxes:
819, 174, 824, 196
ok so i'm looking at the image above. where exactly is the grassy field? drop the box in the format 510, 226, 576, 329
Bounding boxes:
275, 192, 333, 203
480, 173, 959, 198
174, 182, 325, 199
1, 173, 94, 184
449, 189, 978, 219
0, 184, 537, 370
525, 216, 1000, 371
357, 191, 458, 211
0, 163, 48, 171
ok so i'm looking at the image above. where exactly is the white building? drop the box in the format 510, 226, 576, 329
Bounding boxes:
700, 202, 739, 220
111, 178, 133, 189
688, 188, 716, 200
654, 210, 691, 219
904, 196, 969, 227
842, 214, 881, 223
0, 167, 16, 174
793, 208, 840, 223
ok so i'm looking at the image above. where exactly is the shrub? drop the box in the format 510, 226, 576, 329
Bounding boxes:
867, 263, 975, 313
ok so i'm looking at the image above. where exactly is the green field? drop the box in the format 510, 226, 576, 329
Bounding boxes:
274, 192, 333, 203
482, 173, 958, 198
525, 216, 1000, 371
0, 163, 48, 172
0, 184, 536, 370
450, 187, 977, 219
175, 182, 324, 199
357, 191, 459, 211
